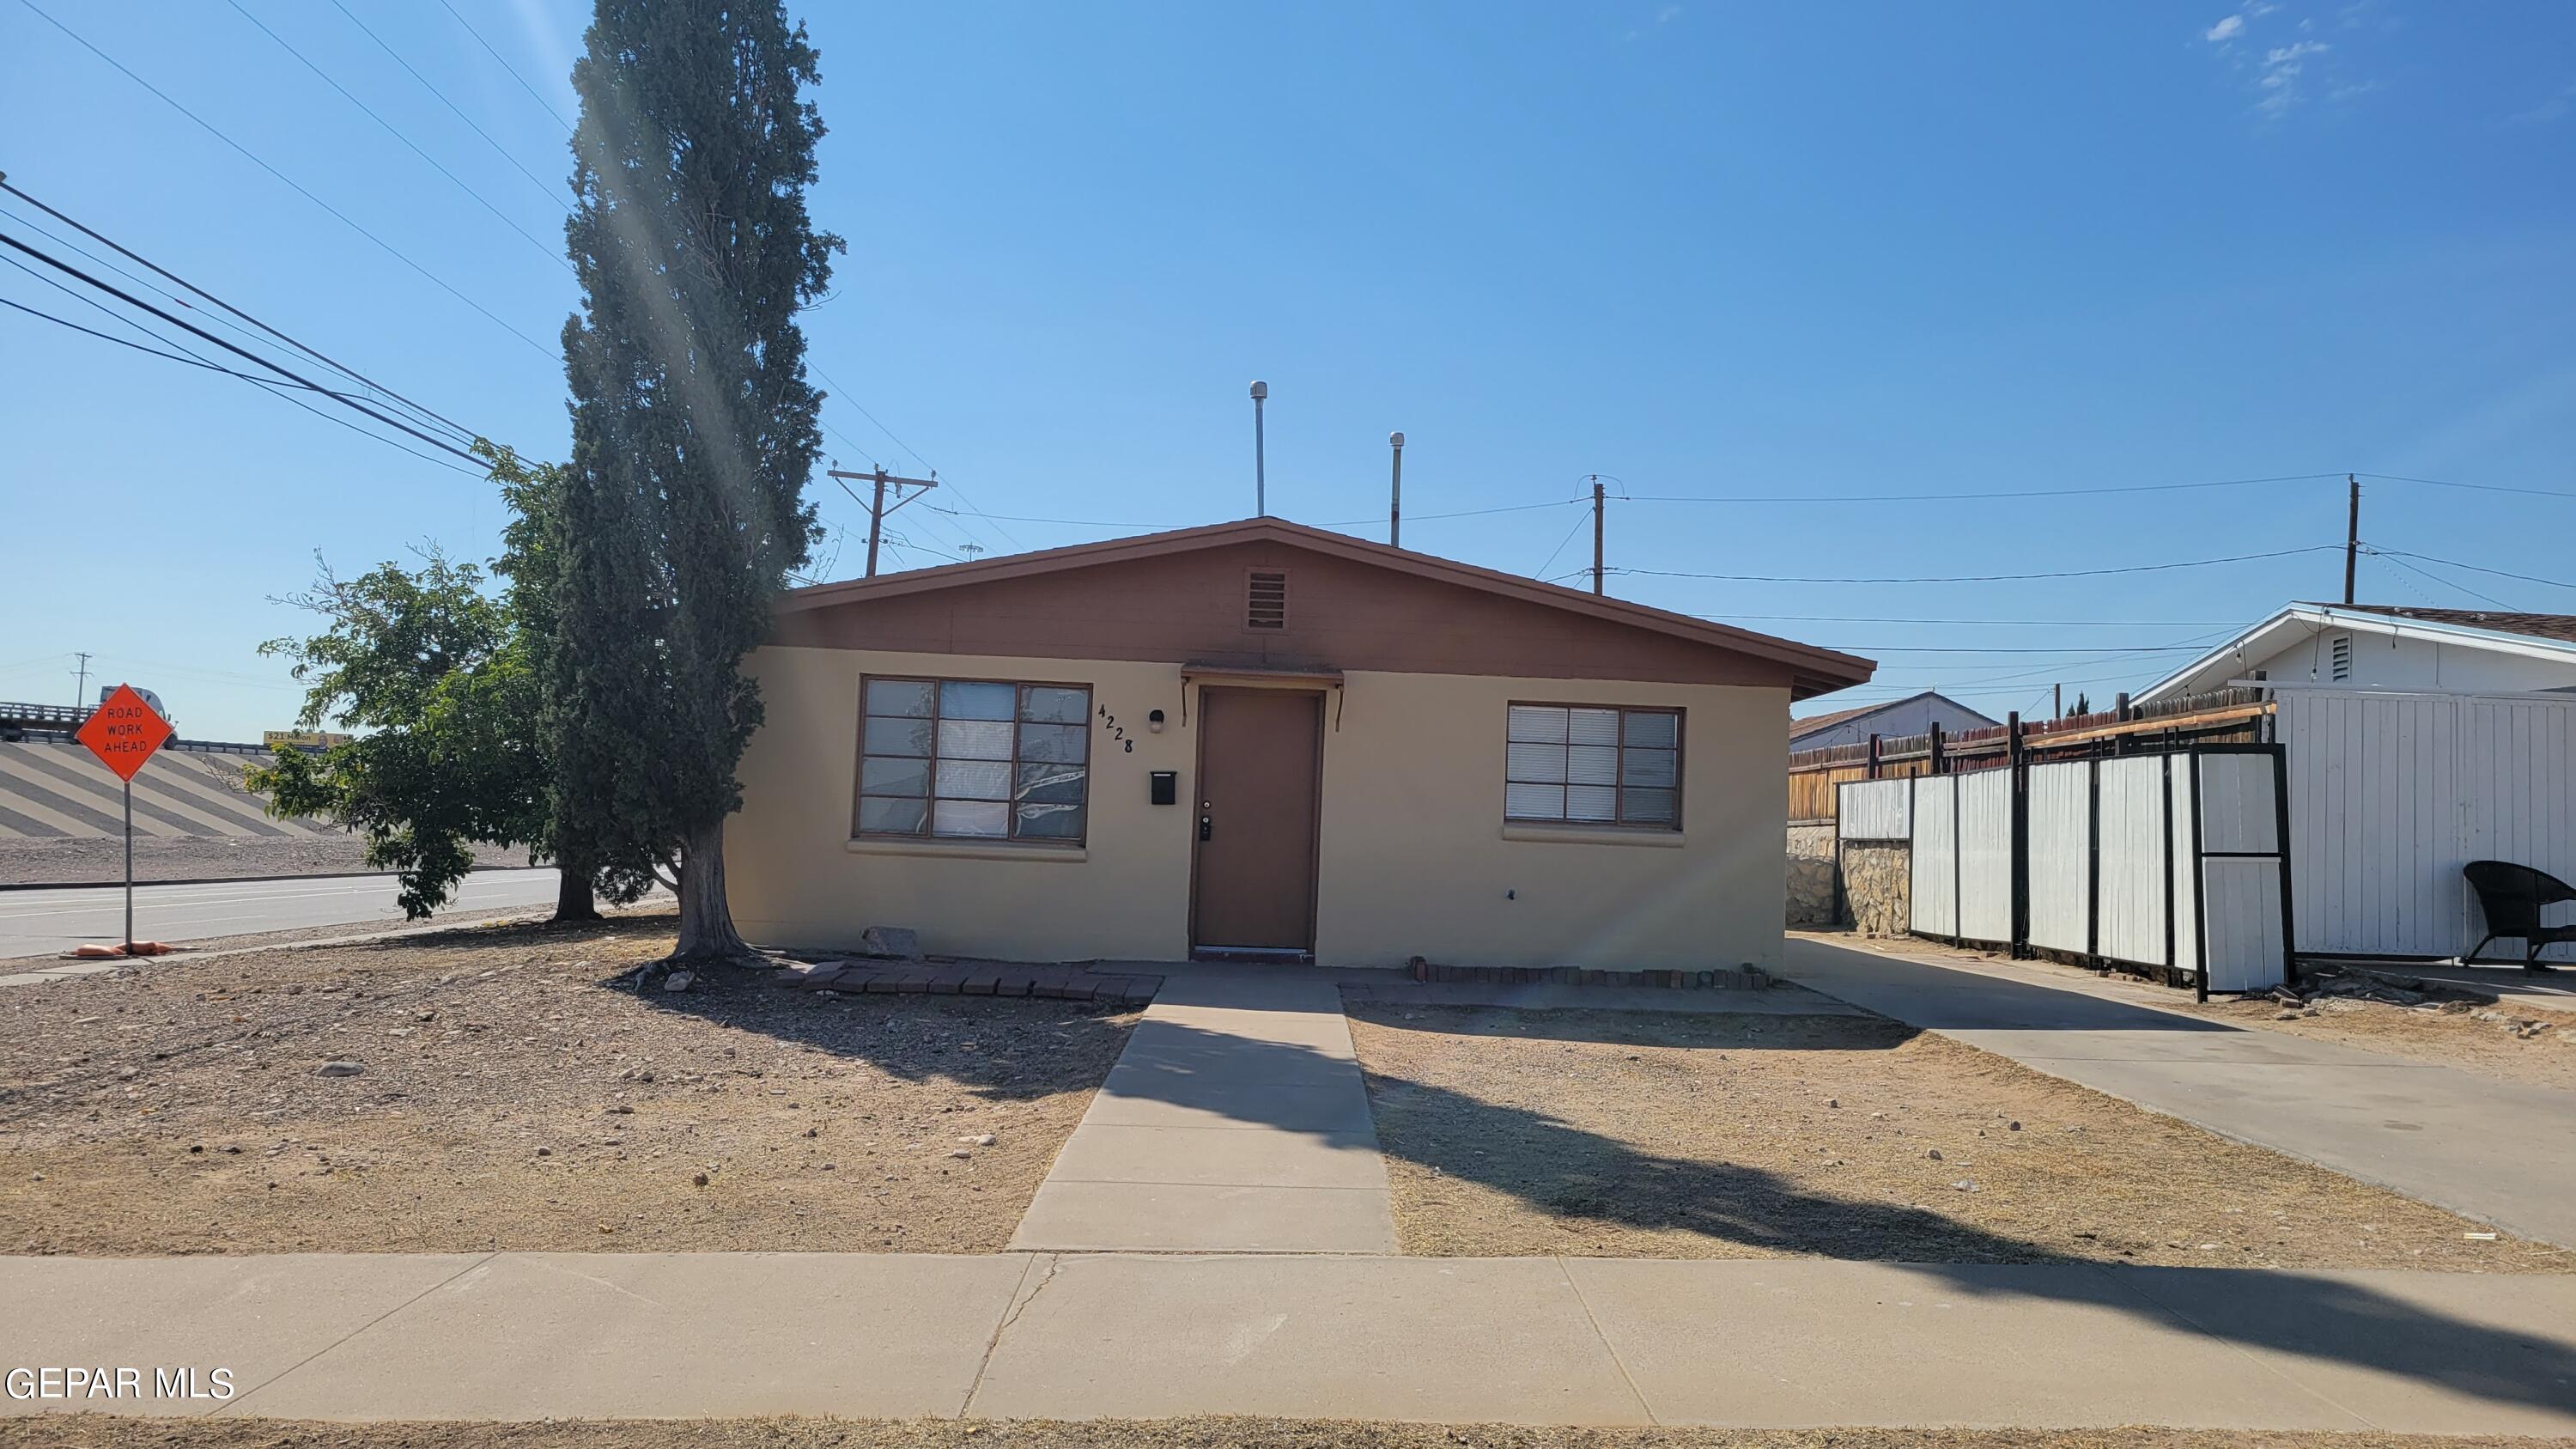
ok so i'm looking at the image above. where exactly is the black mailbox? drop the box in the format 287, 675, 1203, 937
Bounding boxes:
1149, 770, 1177, 806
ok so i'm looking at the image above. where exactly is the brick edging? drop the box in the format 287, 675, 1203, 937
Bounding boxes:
1406, 959, 1770, 990
770, 959, 1160, 1006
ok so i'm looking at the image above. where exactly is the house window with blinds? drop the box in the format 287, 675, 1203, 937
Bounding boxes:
1504, 703, 1681, 829
856, 678, 1092, 843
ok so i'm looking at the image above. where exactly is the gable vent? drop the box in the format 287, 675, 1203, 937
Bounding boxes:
2330, 633, 2354, 681
1246, 570, 1289, 630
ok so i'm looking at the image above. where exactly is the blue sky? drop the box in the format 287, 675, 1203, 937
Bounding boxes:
3, 1, 2572, 741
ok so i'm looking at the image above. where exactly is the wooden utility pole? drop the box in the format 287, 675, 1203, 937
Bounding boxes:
1590, 476, 1607, 596
2342, 473, 2360, 606
828, 467, 939, 578
2053, 682, 2063, 720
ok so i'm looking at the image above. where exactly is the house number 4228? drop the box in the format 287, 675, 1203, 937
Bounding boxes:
1096, 704, 1135, 752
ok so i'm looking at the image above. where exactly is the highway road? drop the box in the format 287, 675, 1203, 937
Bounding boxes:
0, 869, 568, 961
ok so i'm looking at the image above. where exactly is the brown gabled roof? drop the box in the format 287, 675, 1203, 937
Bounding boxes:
1787, 702, 1880, 740
776, 516, 1874, 695
2316, 603, 2576, 647
1789, 690, 1994, 742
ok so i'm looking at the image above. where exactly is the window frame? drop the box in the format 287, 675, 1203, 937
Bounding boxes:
1500, 701, 1685, 831
853, 673, 1095, 847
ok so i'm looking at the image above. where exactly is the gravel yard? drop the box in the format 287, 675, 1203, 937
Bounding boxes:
0, 1418, 2556, 1449
1345, 1003, 2572, 1271
0, 914, 1135, 1256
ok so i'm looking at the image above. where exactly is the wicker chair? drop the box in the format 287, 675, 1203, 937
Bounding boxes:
2463, 861, 2576, 974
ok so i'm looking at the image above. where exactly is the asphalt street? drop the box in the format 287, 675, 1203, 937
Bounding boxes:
0, 868, 565, 961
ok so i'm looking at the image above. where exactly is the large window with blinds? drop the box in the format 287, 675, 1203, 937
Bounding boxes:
1503, 703, 1681, 829
855, 678, 1092, 843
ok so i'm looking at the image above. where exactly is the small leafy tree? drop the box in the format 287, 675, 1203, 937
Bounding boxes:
252, 547, 542, 919
253, 445, 598, 922
556, 0, 840, 962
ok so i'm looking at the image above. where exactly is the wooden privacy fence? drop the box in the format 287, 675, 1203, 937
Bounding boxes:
1789, 686, 2271, 825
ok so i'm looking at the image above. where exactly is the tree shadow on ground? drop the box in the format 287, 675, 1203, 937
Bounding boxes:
616, 953, 2575, 1419
1127, 1010, 2576, 1419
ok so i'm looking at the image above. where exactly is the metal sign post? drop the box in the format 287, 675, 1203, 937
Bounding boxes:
76, 684, 173, 956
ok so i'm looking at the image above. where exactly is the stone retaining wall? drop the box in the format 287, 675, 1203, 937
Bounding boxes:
1786, 822, 1838, 926
1841, 841, 1911, 935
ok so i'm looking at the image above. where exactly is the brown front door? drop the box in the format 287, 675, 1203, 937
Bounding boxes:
1191, 687, 1323, 953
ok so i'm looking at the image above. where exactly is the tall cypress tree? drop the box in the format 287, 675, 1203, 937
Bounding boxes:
557, 0, 840, 963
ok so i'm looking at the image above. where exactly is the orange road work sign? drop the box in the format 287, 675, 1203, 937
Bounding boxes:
76, 684, 174, 782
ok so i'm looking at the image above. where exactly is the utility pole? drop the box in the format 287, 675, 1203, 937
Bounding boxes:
1590, 475, 1607, 596
827, 467, 939, 579
1249, 381, 1268, 516
1388, 431, 1404, 547
71, 652, 91, 709
2053, 682, 2062, 720
2342, 473, 2360, 606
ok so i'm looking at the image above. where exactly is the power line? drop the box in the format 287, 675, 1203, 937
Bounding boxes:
2365, 550, 2522, 612
16, 0, 554, 358
2356, 472, 2576, 500
1, 228, 489, 466
1613, 545, 2341, 586
435, 0, 574, 131
2, 290, 489, 479
326, 0, 566, 210
1534, 505, 1595, 580
1695, 612, 2237, 626
2368, 549, 2576, 592
0, 181, 483, 446
1813, 642, 2208, 654
1624, 472, 2350, 505
223, 0, 572, 274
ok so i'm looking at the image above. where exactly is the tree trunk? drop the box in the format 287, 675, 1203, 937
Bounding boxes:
551, 858, 600, 923
671, 816, 753, 964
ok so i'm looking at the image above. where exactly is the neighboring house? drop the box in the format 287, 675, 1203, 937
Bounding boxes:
2132, 603, 2576, 963
1788, 691, 1998, 752
2136, 603, 2576, 704
725, 517, 1873, 971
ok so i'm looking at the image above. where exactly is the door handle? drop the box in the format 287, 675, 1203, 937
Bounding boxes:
1199, 814, 1213, 841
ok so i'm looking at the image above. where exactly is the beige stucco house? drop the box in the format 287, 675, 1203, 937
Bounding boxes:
725, 518, 1873, 971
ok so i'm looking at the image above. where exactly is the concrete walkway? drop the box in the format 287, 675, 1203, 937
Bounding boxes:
5, 1251, 2574, 1432
1782, 933, 2576, 1250
1010, 967, 1398, 1252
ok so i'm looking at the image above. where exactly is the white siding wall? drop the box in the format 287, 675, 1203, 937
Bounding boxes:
2026, 760, 2091, 954
2281, 690, 2576, 959
2246, 630, 2576, 695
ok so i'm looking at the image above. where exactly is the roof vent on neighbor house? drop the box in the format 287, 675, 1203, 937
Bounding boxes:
1247, 570, 1288, 630
2330, 633, 2354, 682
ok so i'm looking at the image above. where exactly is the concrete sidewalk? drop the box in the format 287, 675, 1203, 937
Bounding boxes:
1782, 933, 2576, 1250
1009, 967, 1398, 1253
5, 1251, 2574, 1432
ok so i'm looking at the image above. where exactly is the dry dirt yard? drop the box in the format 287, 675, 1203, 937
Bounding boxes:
5, 1420, 2562, 1449
0, 914, 1136, 1256
1345, 1003, 2571, 1271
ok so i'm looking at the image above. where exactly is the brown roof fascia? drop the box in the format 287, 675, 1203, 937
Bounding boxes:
775, 516, 1876, 689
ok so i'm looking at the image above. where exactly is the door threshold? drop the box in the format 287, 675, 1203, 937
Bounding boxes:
1191, 947, 1315, 965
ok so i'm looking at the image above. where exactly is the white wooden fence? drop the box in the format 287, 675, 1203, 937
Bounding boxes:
2277, 689, 2576, 959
